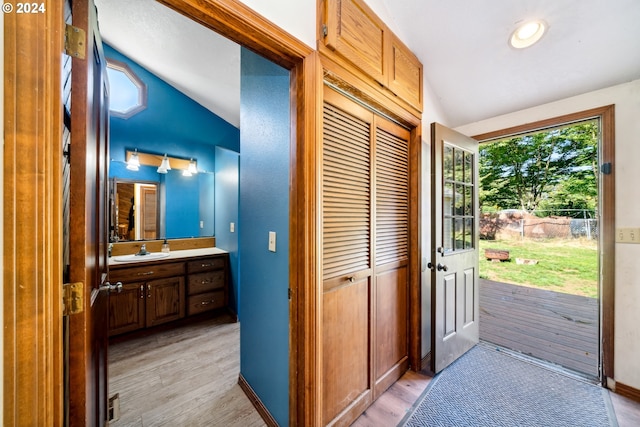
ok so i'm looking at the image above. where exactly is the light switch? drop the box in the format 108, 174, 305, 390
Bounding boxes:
268, 231, 276, 252
200, 221, 204, 229
230, 222, 235, 233
616, 227, 640, 243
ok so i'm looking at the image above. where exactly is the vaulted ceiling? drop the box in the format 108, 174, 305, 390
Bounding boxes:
95, 0, 640, 129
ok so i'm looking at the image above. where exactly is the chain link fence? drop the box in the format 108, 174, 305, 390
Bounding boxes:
480, 209, 598, 240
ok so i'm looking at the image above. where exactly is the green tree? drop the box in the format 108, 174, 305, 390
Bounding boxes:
479, 121, 598, 215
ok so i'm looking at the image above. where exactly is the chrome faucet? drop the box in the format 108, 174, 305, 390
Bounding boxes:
137, 244, 148, 256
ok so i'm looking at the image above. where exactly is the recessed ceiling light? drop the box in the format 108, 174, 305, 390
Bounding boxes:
510, 20, 547, 49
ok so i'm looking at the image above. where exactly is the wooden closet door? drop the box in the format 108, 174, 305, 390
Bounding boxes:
373, 118, 410, 396
321, 89, 374, 425
321, 87, 412, 425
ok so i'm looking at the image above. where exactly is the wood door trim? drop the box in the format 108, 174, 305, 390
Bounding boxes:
6, 0, 318, 426
3, 2, 65, 426
472, 104, 615, 383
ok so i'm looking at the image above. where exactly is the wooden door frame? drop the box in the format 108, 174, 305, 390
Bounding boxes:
472, 105, 615, 384
4, 0, 319, 425
3, 2, 65, 425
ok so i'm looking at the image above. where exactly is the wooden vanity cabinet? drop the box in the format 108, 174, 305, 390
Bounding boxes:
186, 256, 228, 316
108, 261, 186, 336
108, 254, 229, 336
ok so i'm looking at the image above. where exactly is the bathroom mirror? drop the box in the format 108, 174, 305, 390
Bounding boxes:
109, 168, 215, 242
110, 179, 159, 242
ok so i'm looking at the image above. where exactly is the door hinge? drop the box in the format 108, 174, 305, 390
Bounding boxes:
322, 24, 328, 37
288, 288, 292, 300
63, 282, 84, 316
65, 24, 86, 59
600, 162, 612, 175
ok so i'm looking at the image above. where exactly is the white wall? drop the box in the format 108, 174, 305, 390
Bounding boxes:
238, 0, 315, 48
456, 79, 640, 391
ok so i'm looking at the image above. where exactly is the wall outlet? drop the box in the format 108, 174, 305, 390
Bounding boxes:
230, 222, 235, 233
616, 227, 640, 243
268, 231, 276, 252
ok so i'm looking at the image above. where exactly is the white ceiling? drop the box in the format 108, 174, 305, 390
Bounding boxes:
95, 0, 640, 129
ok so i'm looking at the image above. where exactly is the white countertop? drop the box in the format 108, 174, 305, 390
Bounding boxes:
108, 247, 228, 266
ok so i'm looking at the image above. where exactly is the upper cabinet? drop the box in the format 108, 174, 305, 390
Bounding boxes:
320, 0, 423, 113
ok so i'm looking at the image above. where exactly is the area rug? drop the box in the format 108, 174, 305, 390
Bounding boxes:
400, 344, 617, 427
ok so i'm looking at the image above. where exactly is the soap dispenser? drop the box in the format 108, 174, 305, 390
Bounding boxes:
161, 239, 170, 253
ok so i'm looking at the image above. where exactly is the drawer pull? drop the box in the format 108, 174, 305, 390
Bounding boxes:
201, 263, 213, 268
201, 280, 210, 284
200, 299, 216, 305
137, 271, 154, 276
147, 284, 152, 298
140, 284, 144, 299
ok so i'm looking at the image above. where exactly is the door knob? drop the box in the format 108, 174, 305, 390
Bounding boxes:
100, 281, 123, 293
437, 263, 448, 272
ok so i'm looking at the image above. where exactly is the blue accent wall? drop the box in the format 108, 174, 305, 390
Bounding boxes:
214, 147, 239, 315
239, 49, 290, 426
105, 44, 239, 238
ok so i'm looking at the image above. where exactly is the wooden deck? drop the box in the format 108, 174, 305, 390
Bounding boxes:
479, 279, 600, 378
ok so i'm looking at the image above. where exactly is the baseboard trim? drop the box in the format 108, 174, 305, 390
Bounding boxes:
238, 374, 279, 427
615, 381, 640, 404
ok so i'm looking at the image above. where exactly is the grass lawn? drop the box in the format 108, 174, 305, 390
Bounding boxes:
479, 238, 598, 298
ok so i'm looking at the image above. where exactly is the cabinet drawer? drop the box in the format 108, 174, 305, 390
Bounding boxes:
187, 291, 225, 315
187, 256, 225, 273
109, 262, 185, 283
188, 270, 225, 295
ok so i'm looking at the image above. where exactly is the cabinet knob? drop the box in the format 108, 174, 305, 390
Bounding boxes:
201, 299, 215, 305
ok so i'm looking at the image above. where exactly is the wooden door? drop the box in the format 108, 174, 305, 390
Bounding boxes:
430, 123, 480, 373
145, 277, 185, 327
140, 185, 158, 239
67, 0, 111, 425
321, 87, 410, 425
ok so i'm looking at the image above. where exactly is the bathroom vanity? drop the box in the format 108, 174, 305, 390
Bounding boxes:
107, 247, 229, 336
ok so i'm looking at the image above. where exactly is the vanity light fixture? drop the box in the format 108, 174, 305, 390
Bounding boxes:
126, 149, 140, 171
509, 19, 547, 49
182, 159, 198, 177
157, 154, 171, 174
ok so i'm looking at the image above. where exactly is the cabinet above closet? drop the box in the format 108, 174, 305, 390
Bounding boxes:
319, 0, 423, 113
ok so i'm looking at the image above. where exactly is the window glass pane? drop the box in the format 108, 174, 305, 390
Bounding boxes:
465, 185, 472, 216
455, 184, 464, 216
444, 218, 453, 252
444, 146, 454, 181
455, 218, 464, 250
455, 149, 463, 182
465, 218, 473, 249
444, 183, 454, 217
464, 151, 473, 183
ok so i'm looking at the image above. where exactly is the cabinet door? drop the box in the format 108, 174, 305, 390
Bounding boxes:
387, 33, 423, 111
323, 0, 388, 85
108, 282, 146, 336
146, 276, 185, 327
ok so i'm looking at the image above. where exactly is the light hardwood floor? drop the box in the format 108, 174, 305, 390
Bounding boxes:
108, 315, 266, 426
109, 315, 640, 427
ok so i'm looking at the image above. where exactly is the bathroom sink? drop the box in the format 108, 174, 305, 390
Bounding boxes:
112, 252, 171, 262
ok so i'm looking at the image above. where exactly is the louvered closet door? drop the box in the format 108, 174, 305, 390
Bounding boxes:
321, 87, 412, 426
373, 118, 410, 397
322, 89, 374, 426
